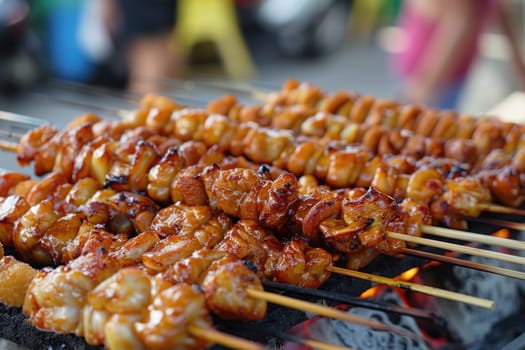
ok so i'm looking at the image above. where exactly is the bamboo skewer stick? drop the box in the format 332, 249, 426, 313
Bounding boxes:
48, 77, 207, 108
187, 325, 265, 350
323, 224, 525, 279
387, 231, 525, 265
294, 339, 352, 350
30, 93, 133, 119
400, 247, 525, 280
0, 141, 18, 153
422, 225, 525, 250
230, 325, 356, 350
246, 289, 420, 341
137, 76, 272, 100
468, 217, 525, 231
0, 111, 45, 127
478, 203, 525, 216
33, 89, 205, 115
49, 79, 141, 103
0, 130, 25, 140
187, 80, 269, 100
327, 266, 494, 309
262, 280, 440, 322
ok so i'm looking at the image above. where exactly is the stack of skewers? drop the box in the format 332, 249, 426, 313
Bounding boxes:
0, 78, 524, 349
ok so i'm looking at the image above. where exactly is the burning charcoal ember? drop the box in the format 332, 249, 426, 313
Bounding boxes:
281, 231, 525, 350
405, 230, 525, 349
428, 235, 525, 346
284, 286, 460, 350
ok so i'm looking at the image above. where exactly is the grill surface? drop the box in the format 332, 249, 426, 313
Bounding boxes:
0, 88, 524, 349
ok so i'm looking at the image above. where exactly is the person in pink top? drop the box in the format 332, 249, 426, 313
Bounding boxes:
393, 0, 525, 109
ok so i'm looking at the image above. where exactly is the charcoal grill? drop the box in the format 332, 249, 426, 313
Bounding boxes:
0, 85, 524, 350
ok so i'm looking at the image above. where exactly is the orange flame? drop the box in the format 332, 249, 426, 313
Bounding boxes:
396, 267, 419, 281
493, 229, 509, 239
360, 286, 381, 299
360, 266, 421, 299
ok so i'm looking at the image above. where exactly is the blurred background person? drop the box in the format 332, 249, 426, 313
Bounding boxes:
2, 0, 355, 96
0, 0, 44, 95
391, 0, 525, 110
102, 0, 184, 94
392, 0, 498, 109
